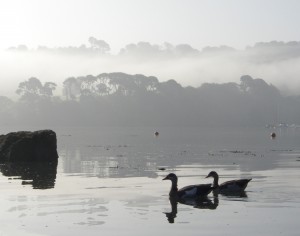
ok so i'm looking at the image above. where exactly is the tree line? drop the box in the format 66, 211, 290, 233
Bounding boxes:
8, 37, 300, 61
0, 73, 299, 127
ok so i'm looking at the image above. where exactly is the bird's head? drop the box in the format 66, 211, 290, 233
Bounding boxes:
205, 171, 218, 179
163, 173, 178, 182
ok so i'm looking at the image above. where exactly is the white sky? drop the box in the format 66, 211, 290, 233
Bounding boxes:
0, 0, 300, 52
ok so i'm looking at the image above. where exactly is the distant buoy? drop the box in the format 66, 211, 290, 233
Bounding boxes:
270, 132, 276, 139
155, 131, 159, 137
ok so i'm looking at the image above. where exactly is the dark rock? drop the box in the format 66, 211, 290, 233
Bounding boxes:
0, 130, 59, 162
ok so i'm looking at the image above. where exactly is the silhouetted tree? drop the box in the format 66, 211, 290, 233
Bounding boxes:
16, 77, 57, 101
6, 71, 300, 127
240, 75, 280, 98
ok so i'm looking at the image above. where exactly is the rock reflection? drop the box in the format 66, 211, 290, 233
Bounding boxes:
0, 161, 57, 189
164, 196, 219, 223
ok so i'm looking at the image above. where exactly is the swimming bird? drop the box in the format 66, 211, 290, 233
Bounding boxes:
163, 173, 214, 199
205, 171, 251, 193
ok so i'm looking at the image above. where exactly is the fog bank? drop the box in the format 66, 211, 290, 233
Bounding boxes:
1, 41, 300, 97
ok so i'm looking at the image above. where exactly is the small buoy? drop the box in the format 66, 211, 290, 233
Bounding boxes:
270, 132, 276, 138
155, 131, 159, 137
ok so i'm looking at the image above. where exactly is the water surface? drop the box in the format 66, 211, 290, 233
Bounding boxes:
0, 126, 299, 235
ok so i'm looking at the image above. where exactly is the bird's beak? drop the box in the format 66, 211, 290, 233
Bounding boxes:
163, 176, 168, 180
205, 175, 210, 178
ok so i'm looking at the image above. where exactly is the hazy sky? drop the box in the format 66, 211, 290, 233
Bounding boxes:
1, 0, 300, 52
1, 0, 300, 97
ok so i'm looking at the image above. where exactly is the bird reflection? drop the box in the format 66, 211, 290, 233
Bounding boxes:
164, 195, 219, 223
182, 196, 219, 210
215, 190, 248, 198
0, 161, 58, 189
164, 196, 178, 223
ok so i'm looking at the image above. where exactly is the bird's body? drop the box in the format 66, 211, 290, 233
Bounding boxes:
177, 184, 213, 198
163, 173, 213, 199
206, 171, 251, 193
218, 179, 251, 192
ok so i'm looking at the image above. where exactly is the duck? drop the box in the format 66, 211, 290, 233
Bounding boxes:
205, 171, 251, 193
163, 173, 214, 199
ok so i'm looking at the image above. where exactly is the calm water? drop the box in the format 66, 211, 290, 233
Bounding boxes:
0, 126, 299, 236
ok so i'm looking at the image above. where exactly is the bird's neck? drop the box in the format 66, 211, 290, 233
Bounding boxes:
169, 180, 178, 196
213, 176, 219, 188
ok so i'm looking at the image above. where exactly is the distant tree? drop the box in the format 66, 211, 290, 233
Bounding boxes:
96, 83, 110, 96
8, 44, 28, 51
42, 82, 57, 97
162, 42, 174, 52
159, 79, 183, 95
240, 75, 280, 98
174, 44, 199, 56
119, 42, 164, 58
201, 45, 235, 54
88, 37, 110, 54
63, 77, 81, 100
17, 45, 28, 51
16, 77, 57, 101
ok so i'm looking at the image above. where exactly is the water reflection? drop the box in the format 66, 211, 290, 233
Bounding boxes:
216, 190, 248, 198
164, 191, 249, 224
58, 142, 295, 180
186, 196, 219, 210
164, 197, 178, 223
0, 161, 57, 189
164, 196, 219, 223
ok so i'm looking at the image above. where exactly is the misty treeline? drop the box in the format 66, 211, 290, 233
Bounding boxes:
8, 37, 111, 55
0, 73, 299, 127
8, 37, 300, 60
5, 38, 300, 96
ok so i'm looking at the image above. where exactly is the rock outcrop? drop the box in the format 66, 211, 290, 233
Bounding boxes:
0, 130, 59, 162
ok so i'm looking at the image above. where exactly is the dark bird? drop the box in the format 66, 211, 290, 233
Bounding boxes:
163, 173, 214, 199
205, 171, 251, 193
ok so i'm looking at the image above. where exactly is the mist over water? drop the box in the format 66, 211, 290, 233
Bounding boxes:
1, 41, 300, 98
1, 40, 300, 235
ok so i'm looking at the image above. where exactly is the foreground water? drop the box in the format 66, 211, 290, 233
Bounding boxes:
0, 126, 299, 236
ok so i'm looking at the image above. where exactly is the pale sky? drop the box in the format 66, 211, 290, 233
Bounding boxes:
1, 0, 300, 52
